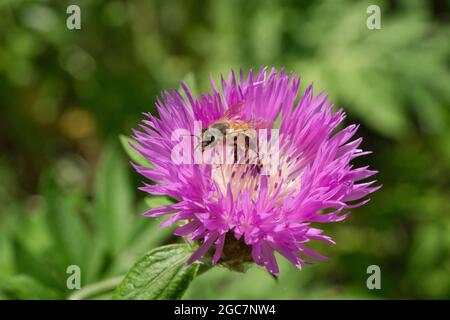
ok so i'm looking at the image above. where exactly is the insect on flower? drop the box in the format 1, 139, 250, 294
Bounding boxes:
200, 102, 271, 166
130, 67, 380, 276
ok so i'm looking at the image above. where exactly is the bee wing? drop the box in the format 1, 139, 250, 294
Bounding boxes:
222, 101, 272, 129
223, 102, 245, 120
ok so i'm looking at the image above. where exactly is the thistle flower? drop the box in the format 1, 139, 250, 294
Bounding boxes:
131, 68, 380, 276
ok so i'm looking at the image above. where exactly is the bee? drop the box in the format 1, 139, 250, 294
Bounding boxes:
201, 102, 270, 165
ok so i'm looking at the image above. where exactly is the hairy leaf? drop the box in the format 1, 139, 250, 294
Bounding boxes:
114, 244, 198, 300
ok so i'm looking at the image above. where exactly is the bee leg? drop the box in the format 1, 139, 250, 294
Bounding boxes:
233, 136, 238, 163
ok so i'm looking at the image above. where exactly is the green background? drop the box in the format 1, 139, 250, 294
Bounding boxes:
1, 0, 450, 299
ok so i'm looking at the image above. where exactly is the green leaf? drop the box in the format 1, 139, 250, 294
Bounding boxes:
144, 195, 174, 208
119, 134, 152, 168
0, 213, 17, 276
94, 143, 134, 256
108, 198, 175, 275
180, 72, 199, 98
82, 234, 107, 284
0, 274, 62, 300
12, 238, 64, 290
41, 174, 90, 272
113, 244, 199, 300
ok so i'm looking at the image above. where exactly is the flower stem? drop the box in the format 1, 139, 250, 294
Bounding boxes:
68, 275, 124, 300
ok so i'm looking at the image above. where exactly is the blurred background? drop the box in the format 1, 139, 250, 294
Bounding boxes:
0, 0, 450, 299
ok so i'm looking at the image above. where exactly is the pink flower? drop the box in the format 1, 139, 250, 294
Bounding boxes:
131, 68, 380, 275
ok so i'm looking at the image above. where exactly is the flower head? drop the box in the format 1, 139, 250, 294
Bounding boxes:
131, 67, 380, 275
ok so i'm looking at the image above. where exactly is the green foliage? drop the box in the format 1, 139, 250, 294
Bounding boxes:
0, 0, 450, 300
114, 244, 199, 300
94, 144, 134, 256
0, 143, 173, 299
119, 135, 153, 168
0, 275, 62, 300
